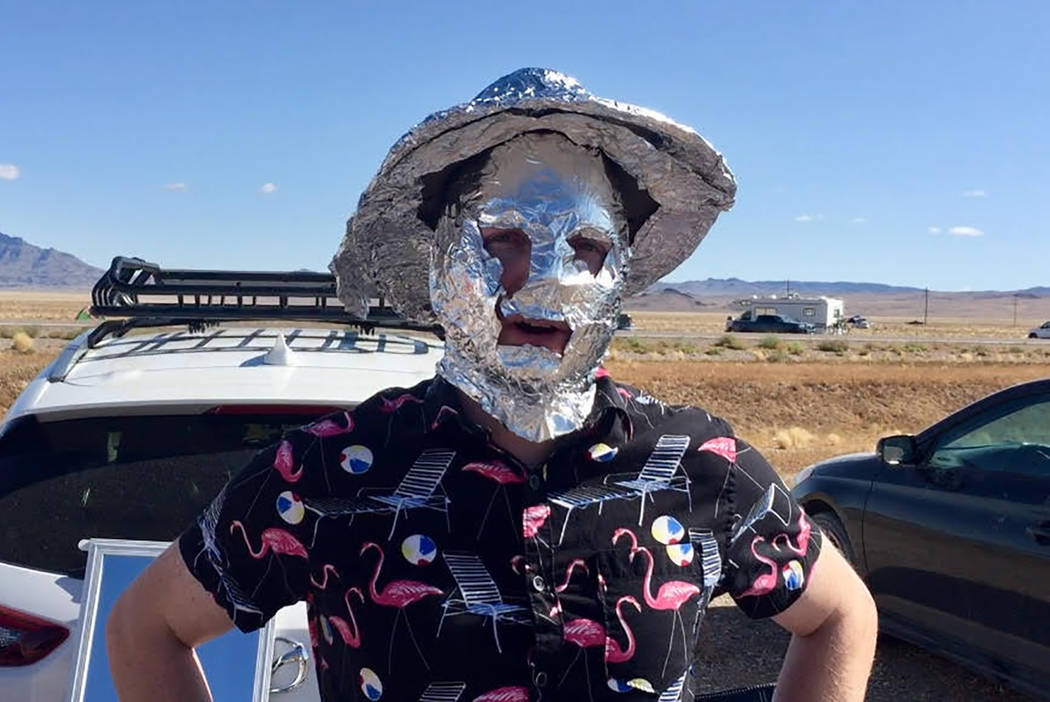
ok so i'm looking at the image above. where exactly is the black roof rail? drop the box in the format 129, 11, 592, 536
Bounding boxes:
87, 256, 441, 347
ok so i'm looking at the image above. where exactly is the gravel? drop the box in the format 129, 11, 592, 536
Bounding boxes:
692, 595, 1035, 700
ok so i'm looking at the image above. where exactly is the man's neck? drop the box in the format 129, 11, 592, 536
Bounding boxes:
455, 388, 556, 470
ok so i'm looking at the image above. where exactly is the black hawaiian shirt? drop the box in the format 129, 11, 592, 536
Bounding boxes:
178, 373, 822, 702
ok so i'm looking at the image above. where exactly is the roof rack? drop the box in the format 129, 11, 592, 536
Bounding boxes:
87, 256, 441, 348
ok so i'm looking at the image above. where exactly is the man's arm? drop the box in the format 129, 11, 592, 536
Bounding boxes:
771, 544, 878, 702
106, 544, 235, 702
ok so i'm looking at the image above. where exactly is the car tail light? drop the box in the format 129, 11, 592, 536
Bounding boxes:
206, 404, 345, 416
0, 605, 69, 666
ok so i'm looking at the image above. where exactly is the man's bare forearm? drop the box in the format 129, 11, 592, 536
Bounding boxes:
774, 600, 878, 702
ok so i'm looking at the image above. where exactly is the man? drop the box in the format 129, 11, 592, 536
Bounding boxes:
108, 68, 877, 701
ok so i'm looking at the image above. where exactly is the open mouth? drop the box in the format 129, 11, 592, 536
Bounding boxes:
498, 314, 572, 354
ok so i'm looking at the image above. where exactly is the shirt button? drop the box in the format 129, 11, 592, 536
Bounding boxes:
528, 474, 542, 490
531, 575, 546, 592
533, 671, 548, 688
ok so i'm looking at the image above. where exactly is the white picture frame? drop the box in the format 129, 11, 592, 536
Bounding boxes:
67, 538, 276, 702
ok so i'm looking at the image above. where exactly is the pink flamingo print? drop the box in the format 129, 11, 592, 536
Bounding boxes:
561, 617, 606, 701
739, 536, 779, 598
229, 521, 308, 559
429, 405, 460, 431
274, 439, 302, 483
698, 436, 737, 464
616, 386, 633, 400
522, 504, 551, 543
310, 564, 340, 589
463, 460, 525, 538
472, 687, 529, 702
595, 367, 610, 378
379, 392, 423, 413
771, 512, 812, 557
555, 558, 590, 593
326, 587, 363, 648
304, 411, 354, 438
360, 541, 442, 672
632, 545, 702, 675
379, 392, 425, 445
611, 527, 639, 553
604, 595, 641, 664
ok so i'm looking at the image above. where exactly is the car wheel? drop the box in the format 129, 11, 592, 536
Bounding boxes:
811, 510, 857, 568
1029, 333, 1038, 339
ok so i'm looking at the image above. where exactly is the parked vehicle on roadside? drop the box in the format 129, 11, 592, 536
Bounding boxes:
846, 314, 871, 329
792, 378, 1050, 699
725, 312, 815, 334
0, 257, 441, 701
1027, 321, 1050, 339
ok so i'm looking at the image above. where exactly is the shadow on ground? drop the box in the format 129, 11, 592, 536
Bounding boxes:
692, 597, 1032, 701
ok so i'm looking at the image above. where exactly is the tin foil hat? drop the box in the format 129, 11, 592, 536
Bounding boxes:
331, 67, 736, 322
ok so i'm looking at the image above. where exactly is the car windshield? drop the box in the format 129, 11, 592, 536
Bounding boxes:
0, 410, 335, 577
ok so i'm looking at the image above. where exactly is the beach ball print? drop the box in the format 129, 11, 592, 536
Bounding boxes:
401, 534, 438, 566
782, 560, 805, 591
340, 445, 373, 474
359, 668, 382, 700
666, 542, 694, 566
650, 515, 685, 545
588, 443, 618, 462
276, 491, 305, 525
627, 678, 655, 693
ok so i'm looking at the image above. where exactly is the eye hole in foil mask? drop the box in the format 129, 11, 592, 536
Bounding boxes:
481, 227, 612, 291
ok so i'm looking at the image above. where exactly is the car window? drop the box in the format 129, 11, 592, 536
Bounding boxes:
0, 411, 332, 577
927, 394, 1050, 476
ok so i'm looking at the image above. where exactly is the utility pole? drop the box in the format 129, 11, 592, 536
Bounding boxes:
786, 278, 790, 295
1013, 294, 1018, 327
923, 287, 929, 326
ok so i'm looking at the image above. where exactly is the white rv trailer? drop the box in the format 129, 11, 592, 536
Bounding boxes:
732, 293, 845, 332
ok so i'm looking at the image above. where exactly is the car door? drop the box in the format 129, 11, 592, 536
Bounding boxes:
863, 393, 1050, 687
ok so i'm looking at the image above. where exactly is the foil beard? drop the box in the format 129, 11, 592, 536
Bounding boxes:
429, 133, 630, 442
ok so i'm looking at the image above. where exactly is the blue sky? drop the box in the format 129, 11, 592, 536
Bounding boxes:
1, 1, 1046, 291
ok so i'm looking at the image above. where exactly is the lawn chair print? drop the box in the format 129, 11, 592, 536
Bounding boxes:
418, 681, 467, 702
547, 435, 692, 545
304, 449, 456, 540
436, 551, 531, 653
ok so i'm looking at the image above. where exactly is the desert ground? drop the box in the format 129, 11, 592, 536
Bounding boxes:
1, 294, 1047, 699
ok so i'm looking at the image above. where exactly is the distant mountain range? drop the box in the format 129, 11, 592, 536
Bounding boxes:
627, 278, 1050, 318
647, 278, 1050, 298
0, 232, 103, 288
1, 231, 1046, 313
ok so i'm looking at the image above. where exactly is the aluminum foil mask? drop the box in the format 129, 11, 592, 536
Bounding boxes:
430, 133, 629, 442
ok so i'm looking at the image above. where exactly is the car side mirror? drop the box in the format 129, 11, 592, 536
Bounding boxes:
877, 434, 917, 466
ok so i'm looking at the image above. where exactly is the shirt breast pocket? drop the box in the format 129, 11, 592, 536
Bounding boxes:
596, 542, 705, 698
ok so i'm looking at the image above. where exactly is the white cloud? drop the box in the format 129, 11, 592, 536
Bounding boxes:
962, 189, 987, 198
794, 213, 823, 222
163, 182, 187, 191
851, 217, 867, 224
948, 226, 984, 237
928, 227, 942, 234
0, 164, 20, 180
259, 182, 278, 194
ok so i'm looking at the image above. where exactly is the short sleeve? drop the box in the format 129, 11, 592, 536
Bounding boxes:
722, 438, 822, 619
178, 433, 316, 632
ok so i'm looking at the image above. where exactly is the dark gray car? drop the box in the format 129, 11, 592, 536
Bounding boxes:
792, 378, 1050, 700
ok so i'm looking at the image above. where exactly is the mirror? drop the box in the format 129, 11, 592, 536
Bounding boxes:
68, 538, 275, 702
877, 434, 917, 466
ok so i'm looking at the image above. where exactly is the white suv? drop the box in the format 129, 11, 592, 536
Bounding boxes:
1027, 321, 1050, 339
0, 258, 441, 701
